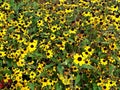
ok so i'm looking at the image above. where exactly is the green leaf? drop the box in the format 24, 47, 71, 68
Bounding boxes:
81, 64, 94, 69
57, 64, 63, 74
75, 74, 80, 85
9, 0, 14, 6
109, 64, 115, 75
28, 83, 35, 90
44, 63, 54, 70
55, 83, 63, 90
93, 83, 98, 90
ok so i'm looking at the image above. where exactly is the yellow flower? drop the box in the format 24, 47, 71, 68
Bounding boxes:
69, 28, 77, 34
59, 0, 66, 3
101, 47, 108, 53
46, 50, 53, 58
0, 44, 3, 50
70, 66, 78, 72
84, 59, 91, 65
15, 76, 22, 82
100, 59, 108, 65
21, 86, 30, 90
50, 34, 56, 40
3, 74, 10, 83
73, 54, 85, 66
0, 51, 6, 57
2, 2, 10, 10
51, 25, 57, 33
65, 8, 73, 13
82, 51, 89, 58
37, 63, 44, 73
57, 74, 71, 85
101, 84, 110, 90
17, 58, 25, 67
37, 20, 44, 27
41, 78, 49, 88
107, 79, 116, 87
0, 12, 5, 21
73, 53, 80, 60
109, 43, 117, 50
84, 46, 94, 56
30, 71, 36, 79
27, 40, 38, 52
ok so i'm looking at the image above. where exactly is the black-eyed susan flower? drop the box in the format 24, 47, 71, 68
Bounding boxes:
84, 59, 91, 65
37, 20, 44, 27
51, 25, 57, 33
101, 47, 108, 53
69, 28, 77, 34
100, 59, 108, 65
27, 40, 38, 52
82, 51, 89, 58
0, 51, 6, 57
46, 49, 53, 58
30, 71, 36, 79
3, 74, 10, 83
16, 58, 25, 67
41, 78, 49, 88
37, 63, 44, 74
73, 54, 85, 66
107, 79, 116, 87
84, 46, 94, 56
70, 65, 78, 72
2, 2, 10, 10
109, 43, 117, 51
108, 56, 115, 63
101, 84, 110, 90
50, 34, 56, 40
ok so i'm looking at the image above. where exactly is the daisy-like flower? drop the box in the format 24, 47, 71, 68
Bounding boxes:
51, 25, 57, 33
101, 47, 108, 53
84, 46, 94, 56
69, 28, 77, 34
46, 49, 53, 58
2, 2, 10, 10
37, 63, 44, 74
109, 43, 117, 51
84, 59, 91, 65
50, 34, 56, 40
73, 54, 85, 66
107, 79, 116, 87
41, 78, 49, 88
17, 58, 25, 67
30, 71, 36, 79
82, 51, 89, 58
37, 20, 44, 27
100, 59, 108, 65
0, 51, 6, 57
101, 84, 110, 90
0, 12, 5, 21
27, 40, 38, 52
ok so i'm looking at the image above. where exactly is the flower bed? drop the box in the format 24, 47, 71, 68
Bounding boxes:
0, 0, 120, 90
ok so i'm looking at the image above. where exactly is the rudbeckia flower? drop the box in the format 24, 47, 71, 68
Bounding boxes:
109, 43, 117, 51
46, 50, 53, 58
27, 40, 38, 52
0, 51, 6, 57
100, 59, 108, 65
30, 71, 36, 79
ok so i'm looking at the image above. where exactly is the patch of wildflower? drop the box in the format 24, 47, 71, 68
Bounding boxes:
0, 0, 120, 90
